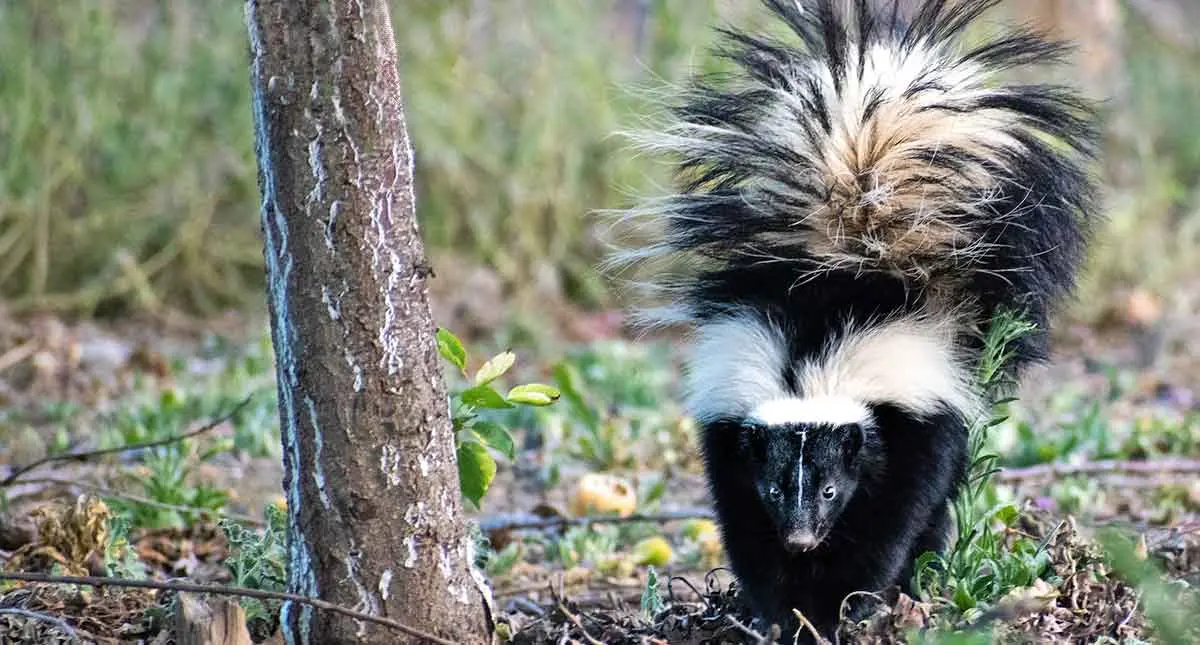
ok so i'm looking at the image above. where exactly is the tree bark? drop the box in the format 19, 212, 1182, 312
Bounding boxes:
244, 2, 492, 644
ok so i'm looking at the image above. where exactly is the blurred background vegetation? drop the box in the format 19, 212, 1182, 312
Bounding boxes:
0, 0, 1197, 321
1, 4, 1198, 641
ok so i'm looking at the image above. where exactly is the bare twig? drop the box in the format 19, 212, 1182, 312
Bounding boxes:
0, 396, 253, 487
556, 602, 605, 645
838, 590, 887, 624
494, 569, 715, 600
496, 579, 642, 599
478, 508, 714, 533
995, 458, 1200, 484
0, 571, 455, 645
13, 477, 266, 527
0, 341, 37, 374
726, 615, 772, 643
791, 609, 830, 645
0, 607, 86, 643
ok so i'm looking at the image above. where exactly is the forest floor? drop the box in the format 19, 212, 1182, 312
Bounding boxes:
0, 284, 1198, 644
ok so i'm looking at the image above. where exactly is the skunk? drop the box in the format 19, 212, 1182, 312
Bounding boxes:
611, 0, 1099, 639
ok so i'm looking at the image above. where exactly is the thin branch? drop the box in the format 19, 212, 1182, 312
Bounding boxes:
13, 477, 266, 527
556, 602, 605, 645
478, 508, 714, 533
495, 568, 719, 601
0, 571, 455, 645
726, 615, 770, 642
0, 341, 37, 374
791, 608, 830, 645
0, 607, 87, 644
495, 578, 649, 600
0, 396, 253, 487
995, 458, 1200, 484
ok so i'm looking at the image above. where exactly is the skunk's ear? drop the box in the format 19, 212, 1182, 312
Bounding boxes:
842, 423, 867, 468
737, 419, 767, 460
740, 419, 766, 433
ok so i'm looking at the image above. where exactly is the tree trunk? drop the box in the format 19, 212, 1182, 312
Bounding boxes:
1006, 0, 1125, 100
244, 2, 493, 644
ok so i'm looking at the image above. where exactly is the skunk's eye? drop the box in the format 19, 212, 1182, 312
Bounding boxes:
767, 486, 782, 501
821, 485, 836, 500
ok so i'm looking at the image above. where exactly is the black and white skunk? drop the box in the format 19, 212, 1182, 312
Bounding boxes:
612, 0, 1099, 639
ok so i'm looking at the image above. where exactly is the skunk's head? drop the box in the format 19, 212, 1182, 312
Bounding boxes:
737, 399, 883, 554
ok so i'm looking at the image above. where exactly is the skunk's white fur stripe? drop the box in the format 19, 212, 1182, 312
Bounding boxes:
684, 309, 980, 424
749, 396, 873, 428
801, 314, 981, 421
685, 312, 790, 422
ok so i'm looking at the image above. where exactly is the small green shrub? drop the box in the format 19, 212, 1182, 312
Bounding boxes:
93, 336, 276, 527
221, 503, 288, 632
916, 312, 1057, 617
496, 341, 690, 474
437, 327, 560, 508
102, 512, 147, 579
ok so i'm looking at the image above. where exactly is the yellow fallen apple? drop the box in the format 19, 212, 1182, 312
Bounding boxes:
568, 473, 637, 518
681, 519, 718, 541
633, 536, 674, 567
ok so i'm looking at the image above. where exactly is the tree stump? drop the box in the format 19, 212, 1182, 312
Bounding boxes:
174, 593, 253, 645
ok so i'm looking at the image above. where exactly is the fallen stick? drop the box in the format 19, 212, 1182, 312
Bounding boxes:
0, 607, 89, 644
0, 571, 454, 645
0, 396, 253, 487
478, 508, 714, 533
995, 458, 1200, 484
13, 477, 266, 527
0, 341, 37, 374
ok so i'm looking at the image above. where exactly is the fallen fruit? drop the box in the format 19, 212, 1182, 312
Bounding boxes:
633, 536, 673, 567
568, 473, 637, 518
682, 518, 718, 541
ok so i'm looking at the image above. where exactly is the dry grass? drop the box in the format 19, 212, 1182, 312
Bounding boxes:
0, 1, 1196, 318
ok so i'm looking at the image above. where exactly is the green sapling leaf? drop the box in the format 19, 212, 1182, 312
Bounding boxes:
457, 440, 497, 507
461, 384, 515, 409
506, 383, 561, 406
474, 351, 516, 386
436, 328, 468, 372
473, 421, 516, 460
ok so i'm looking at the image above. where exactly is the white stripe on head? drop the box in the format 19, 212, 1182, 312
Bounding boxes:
684, 311, 791, 423
748, 396, 872, 427
797, 429, 807, 510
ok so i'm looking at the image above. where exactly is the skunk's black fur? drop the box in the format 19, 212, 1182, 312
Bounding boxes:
706, 403, 964, 638
613, 0, 1099, 640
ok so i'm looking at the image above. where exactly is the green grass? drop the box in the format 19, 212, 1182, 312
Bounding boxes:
5, 2, 1195, 319
0, 1, 261, 314
0, 0, 718, 315
913, 312, 1058, 620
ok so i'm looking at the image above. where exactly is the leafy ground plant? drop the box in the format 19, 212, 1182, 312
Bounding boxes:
494, 340, 692, 476
99, 388, 251, 528
915, 311, 1055, 617
437, 327, 560, 508
221, 502, 287, 638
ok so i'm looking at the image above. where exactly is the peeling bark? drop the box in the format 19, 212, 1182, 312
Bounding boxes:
244, 2, 492, 643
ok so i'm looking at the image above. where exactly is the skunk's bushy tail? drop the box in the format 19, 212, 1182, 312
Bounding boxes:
615, 0, 1099, 336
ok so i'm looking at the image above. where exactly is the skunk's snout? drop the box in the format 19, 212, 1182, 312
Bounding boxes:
784, 529, 819, 553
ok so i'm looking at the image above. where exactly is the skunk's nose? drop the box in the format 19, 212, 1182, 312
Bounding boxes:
784, 530, 818, 553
